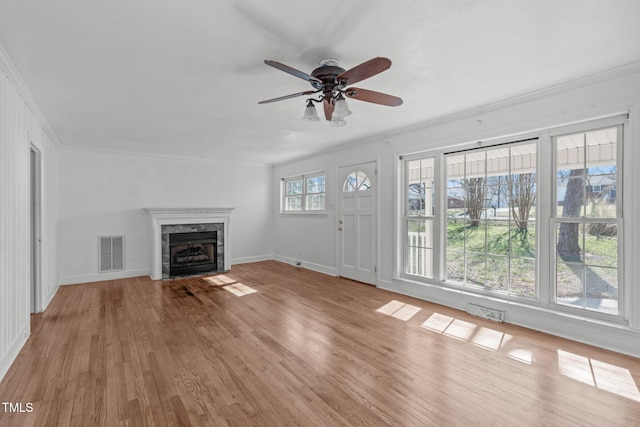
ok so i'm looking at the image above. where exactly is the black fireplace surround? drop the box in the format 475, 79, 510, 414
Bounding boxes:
160, 222, 225, 279
169, 231, 217, 277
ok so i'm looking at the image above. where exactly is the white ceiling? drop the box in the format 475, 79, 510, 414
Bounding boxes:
1, 0, 639, 165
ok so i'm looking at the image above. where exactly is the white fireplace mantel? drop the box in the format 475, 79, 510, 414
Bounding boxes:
144, 207, 234, 280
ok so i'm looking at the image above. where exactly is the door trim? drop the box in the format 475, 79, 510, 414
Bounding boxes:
30, 145, 42, 314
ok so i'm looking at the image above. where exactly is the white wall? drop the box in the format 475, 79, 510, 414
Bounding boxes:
57, 149, 273, 285
0, 61, 59, 380
273, 64, 640, 357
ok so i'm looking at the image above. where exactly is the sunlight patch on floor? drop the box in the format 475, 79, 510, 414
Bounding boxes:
223, 282, 258, 296
471, 326, 507, 351
507, 348, 533, 365
421, 312, 454, 333
557, 349, 640, 402
443, 319, 477, 341
204, 275, 236, 286
376, 300, 422, 321
421, 312, 530, 364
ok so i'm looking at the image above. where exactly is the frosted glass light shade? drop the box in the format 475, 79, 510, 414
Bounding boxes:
330, 116, 347, 127
302, 102, 320, 121
333, 98, 352, 117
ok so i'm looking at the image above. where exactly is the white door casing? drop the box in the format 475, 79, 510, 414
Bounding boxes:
338, 162, 377, 285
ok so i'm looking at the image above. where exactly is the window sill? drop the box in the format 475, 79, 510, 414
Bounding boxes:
279, 211, 328, 217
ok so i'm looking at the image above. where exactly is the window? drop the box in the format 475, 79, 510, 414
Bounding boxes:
554, 126, 621, 315
400, 116, 625, 321
283, 173, 326, 212
343, 171, 371, 192
405, 157, 435, 278
445, 141, 537, 298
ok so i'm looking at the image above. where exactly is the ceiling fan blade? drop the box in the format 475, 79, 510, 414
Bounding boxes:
323, 98, 334, 121
258, 90, 317, 104
264, 60, 322, 84
337, 57, 392, 85
344, 87, 403, 106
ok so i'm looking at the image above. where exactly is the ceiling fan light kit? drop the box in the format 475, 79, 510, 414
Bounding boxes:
302, 100, 320, 121
259, 57, 403, 127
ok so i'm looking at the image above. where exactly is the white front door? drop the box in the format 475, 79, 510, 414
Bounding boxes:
338, 162, 377, 285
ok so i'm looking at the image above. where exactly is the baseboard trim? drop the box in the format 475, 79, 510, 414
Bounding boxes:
272, 255, 337, 277
41, 284, 59, 312
231, 255, 274, 265
59, 267, 151, 285
0, 324, 29, 383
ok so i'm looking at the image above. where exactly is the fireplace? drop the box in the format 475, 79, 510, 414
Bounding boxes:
169, 231, 217, 277
144, 207, 234, 280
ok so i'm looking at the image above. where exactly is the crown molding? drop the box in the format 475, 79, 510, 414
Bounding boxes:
274, 61, 640, 167
0, 41, 61, 147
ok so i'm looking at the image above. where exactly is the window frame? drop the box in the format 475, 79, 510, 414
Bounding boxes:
402, 155, 438, 280
443, 138, 539, 300
549, 121, 624, 321
281, 171, 326, 214
397, 114, 627, 324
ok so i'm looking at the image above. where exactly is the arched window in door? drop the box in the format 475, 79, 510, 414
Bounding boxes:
343, 171, 371, 192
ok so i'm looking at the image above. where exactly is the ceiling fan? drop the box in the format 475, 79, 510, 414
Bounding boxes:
258, 57, 403, 126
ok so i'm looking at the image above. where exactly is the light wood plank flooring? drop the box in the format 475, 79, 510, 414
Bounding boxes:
1, 260, 639, 426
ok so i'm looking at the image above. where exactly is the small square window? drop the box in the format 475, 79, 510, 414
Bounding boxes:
283, 173, 326, 212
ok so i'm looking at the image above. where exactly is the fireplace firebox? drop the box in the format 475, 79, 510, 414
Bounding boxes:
169, 231, 217, 277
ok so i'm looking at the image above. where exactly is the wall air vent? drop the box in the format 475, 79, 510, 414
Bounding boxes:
99, 235, 124, 272
466, 303, 505, 323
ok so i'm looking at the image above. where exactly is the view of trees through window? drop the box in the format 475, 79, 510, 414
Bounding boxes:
555, 126, 619, 315
403, 120, 623, 318
283, 174, 326, 211
445, 142, 538, 298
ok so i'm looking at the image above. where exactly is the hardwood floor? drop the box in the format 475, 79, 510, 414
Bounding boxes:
1, 260, 639, 426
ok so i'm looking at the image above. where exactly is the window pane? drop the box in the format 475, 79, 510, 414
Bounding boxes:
285, 195, 302, 211
556, 222, 584, 263
584, 223, 617, 267
556, 261, 583, 307
407, 158, 434, 217
306, 194, 325, 211
447, 250, 465, 282
286, 179, 303, 196
511, 258, 536, 298
344, 171, 371, 192
555, 218, 619, 314
408, 183, 425, 216
445, 142, 537, 299
585, 266, 618, 314
485, 255, 509, 292
510, 221, 535, 258
585, 172, 616, 219
557, 176, 585, 217
466, 252, 486, 288
446, 218, 465, 252
555, 126, 621, 314
307, 176, 325, 194
406, 218, 433, 278
486, 219, 510, 256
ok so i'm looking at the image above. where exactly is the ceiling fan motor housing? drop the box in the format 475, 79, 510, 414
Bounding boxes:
310, 64, 347, 94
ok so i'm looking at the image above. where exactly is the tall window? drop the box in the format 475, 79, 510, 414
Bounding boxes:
400, 117, 626, 321
445, 141, 537, 298
554, 126, 621, 315
283, 173, 326, 212
405, 157, 435, 278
